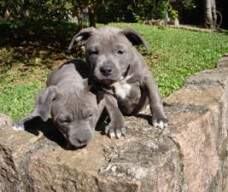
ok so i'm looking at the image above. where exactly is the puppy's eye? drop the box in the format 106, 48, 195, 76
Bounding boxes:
88, 49, 99, 55
58, 116, 72, 124
82, 109, 93, 119
117, 50, 124, 55
86, 112, 93, 119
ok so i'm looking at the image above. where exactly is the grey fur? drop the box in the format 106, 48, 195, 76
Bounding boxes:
68, 27, 168, 138
14, 60, 105, 148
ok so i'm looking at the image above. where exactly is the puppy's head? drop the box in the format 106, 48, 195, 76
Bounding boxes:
68, 27, 147, 86
34, 85, 97, 149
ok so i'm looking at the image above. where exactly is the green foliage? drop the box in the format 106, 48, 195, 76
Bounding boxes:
0, 0, 198, 26
0, 19, 81, 48
180, 0, 197, 9
169, 9, 178, 20
0, 0, 74, 21
97, 0, 135, 23
97, 0, 165, 22
97, 0, 184, 23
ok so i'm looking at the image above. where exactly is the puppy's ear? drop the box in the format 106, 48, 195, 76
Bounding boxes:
68, 27, 96, 51
31, 86, 61, 122
120, 29, 148, 49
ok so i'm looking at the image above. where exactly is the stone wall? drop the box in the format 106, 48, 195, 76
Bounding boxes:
0, 55, 228, 192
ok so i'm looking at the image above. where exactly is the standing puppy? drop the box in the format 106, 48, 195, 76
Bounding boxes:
68, 27, 168, 138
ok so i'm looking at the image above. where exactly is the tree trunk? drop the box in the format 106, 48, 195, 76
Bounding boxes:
211, 0, 217, 27
205, 0, 217, 28
4, 9, 11, 19
88, 6, 96, 27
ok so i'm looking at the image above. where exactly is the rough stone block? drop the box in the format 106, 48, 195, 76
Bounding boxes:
0, 124, 43, 192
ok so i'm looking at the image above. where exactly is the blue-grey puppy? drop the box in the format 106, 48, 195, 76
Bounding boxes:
68, 27, 168, 139
14, 60, 105, 148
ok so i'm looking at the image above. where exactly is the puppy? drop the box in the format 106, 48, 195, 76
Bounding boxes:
14, 60, 105, 148
68, 27, 168, 138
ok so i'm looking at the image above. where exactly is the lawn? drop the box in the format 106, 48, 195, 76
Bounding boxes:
0, 22, 228, 121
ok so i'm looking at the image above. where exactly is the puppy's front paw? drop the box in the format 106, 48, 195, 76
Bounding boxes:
152, 117, 168, 129
12, 123, 25, 131
105, 124, 127, 139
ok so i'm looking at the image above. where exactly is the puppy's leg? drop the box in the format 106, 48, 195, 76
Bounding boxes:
144, 74, 168, 129
91, 98, 106, 129
104, 94, 126, 139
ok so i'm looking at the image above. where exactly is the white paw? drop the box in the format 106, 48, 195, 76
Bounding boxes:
152, 119, 168, 129
105, 125, 126, 139
12, 124, 25, 131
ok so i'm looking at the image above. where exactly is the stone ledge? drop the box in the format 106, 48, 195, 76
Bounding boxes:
0, 55, 228, 192
217, 54, 228, 68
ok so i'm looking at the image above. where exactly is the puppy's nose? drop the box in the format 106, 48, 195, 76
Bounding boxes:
77, 134, 91, 145
70, 129, 92, 148
100, 66, 113, 76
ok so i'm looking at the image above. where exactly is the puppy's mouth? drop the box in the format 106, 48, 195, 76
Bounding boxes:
95, 78, 117, 86
57, 129, 88, 149
65, 142, 87, 150
93, 64, 130, 86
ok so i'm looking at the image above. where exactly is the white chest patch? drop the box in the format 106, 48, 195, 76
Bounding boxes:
112, 81, 132, 100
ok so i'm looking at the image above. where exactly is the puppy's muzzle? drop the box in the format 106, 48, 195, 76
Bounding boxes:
100, 65, 113, 77
68, 128, 93, 148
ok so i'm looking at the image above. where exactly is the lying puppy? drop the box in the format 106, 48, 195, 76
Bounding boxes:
14, 60, 105, 148
68, 27, 168, 138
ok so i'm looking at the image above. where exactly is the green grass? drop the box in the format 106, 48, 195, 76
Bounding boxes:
1, 22, 228, 121
0, 45, 71, 120
0, 82, 42, 120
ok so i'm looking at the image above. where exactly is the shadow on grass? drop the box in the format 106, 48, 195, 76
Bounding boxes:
0, 19, 85, 74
